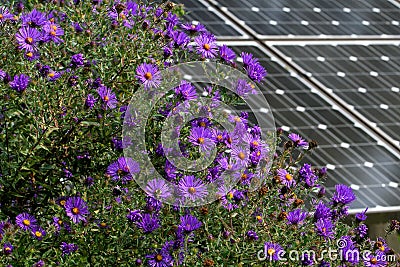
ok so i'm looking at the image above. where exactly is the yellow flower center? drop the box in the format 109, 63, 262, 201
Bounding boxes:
252, 141, 259, 147
256, 151, 261, 156
234, 116, 241, 122
120, 14, 126, 20
5, 247, 11, 251
60, 200, 66, 206
100, 222, 107, 227
199, 121, 206, 127
322, 227, 326, 233
156, 254, 163, 261
26, 52, 33, 58
370, 258, 377, 264
203, 43, 210, 51
23, 219, 31, 226
72, 207, 80, 214
52, 25, 57, 30
48, 72, 55, 78
285, 173, 293, 181
227, 192, 234, 200
50, 31, 56, 36
256, 215, 262, 221
25, 37, 33, 44
104, 95, 109, 101
241, 173, 247, 180
188, 187, 196, 194
267, 248, 276, 256
217, 135, 223, 140
379, 246, 385, 251
50, 18, 55, 23
58, 220, 63, 225
238, 152, 245, 160
0, 14, 3, 19
144, 72, 152, 80
197, 137, 205, 144
35, 231, 42, 237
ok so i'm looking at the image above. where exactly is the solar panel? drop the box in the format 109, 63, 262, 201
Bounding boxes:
173, 0, 249, 38
211, 0, 400, 37
271, 43, 400, 146
224, 42, 400, 210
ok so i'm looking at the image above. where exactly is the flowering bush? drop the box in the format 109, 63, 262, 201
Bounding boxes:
1, 1, 399, 266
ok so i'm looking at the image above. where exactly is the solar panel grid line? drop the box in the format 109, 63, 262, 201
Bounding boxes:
267, 43, 400, 156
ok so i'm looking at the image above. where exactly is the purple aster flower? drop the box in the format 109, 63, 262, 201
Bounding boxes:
136, 213, 160, 233
85, 94, 97, 109
299, 163, 317, 187
32, 260, 45, 267
315, 218, 334, 239
60, 242, 78, 256
9, 73, 30, 92
339, 236, 359, 264
171, 30, 190, 47
288, 133, 308, 147
0, 69, 7, 81
245, 62, 267, 82
15, 212, 37, 230
0, 7, 14, 22
188, 126, 214, 152
127, 209, 142, 223
364, 251, 387, 267
31, 226, 46, 240
178, 175, 208, 202
179, 214, 202, 232
3, 242, 13, 255
24, 50, 40, 61
355, 208, 368, 222
235, 79, 256, 98
70, 53, 85, 68
181, 22, 206, 34
97, 86, 118, 110
194, 32, 218, 58
219, 44, 236, 63
15, 27, 42, 52
174, 80, 197, 100
314, 202, 331, 220
42, 21, 64, 43
146, 243, 174, 267
276, 168, 296, 188
64, 196, 90, 224
166, 12, 179, 27
21, 9, 47, 28
246, 230, 259, 241
231, 145, 249, 167
332, 184, 356, 205
106, 157, 140, 183
136, 63, 161, 89
145, 178, 172, 200
287, 209, 308, 225
355, 224, 368, 239
145, 196, 163, 213
263, 242, 284, 261
241, 52, 258, 67
73, 22, 83, 32
302, 252, 315, 266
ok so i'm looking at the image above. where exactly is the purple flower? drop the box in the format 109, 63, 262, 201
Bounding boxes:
245, 62, 267, 82
15, 27, 42, 52
31, 227, 46, 240
235, 79, 256, 98
0, 7, 14, 22
241, 52, 258, 67
219, 44, 236, 63
126, 209, 142, 223
179, 214, 202, 232
106, 157, 140, 183
136, 213, 160, 233
314, 202, 331, 220
171, 30, 190, 47
9, 73, 30, 92
181, 22, 206, 34
136, 63, 161, 89
15, 212, 37, 230
315, 218, 334, 239
332, 184, 356, 205
246, 230, 259, 241
3, 242, 13, 255
287, 209, 308, 225
60, 242, 78, 256
276, 168, 296, 188
263, 242, 284, 261
194, 33, 218, 58
299, 163, 317, 187
42, 22, 64, 43
355, 224, 368, 238
70, 53, 85, 68
32, 260, 45, 267
64, 196, 90, 224
21, 9, 47, 28
85, 94, 97, 109
339, 236, 359, 264
363, 251, 387, 267
97, 86, 118, 110
188, 127, 214, 152
145, 178, 172, 200
146, 242, 174, 267
231, 145, 249, 167
145, 196, 163, 213
288, 133, 308, 147
174, 80, 197, 100
178, 175, 208, 202
355, 208, 368, 222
